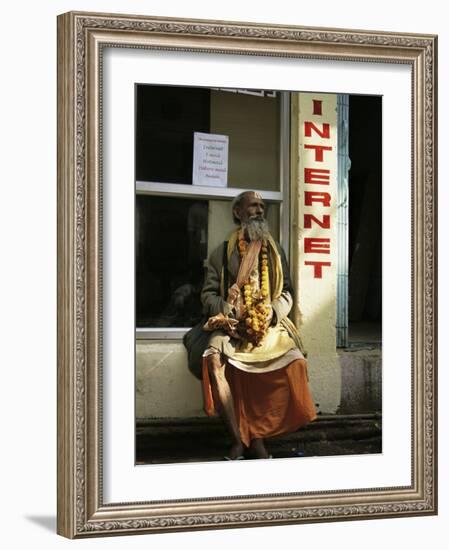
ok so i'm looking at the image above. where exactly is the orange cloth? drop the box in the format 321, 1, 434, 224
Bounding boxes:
202, 358, 317, 447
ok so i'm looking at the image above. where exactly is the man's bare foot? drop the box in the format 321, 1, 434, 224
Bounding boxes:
225, 441, 245, 460
248, 438, 270, 459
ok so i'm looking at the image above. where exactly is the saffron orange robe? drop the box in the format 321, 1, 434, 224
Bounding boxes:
200, 231, 317, 446
202, 357, 316, 447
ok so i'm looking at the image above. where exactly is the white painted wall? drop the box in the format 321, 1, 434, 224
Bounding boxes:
1, 1, 447, 549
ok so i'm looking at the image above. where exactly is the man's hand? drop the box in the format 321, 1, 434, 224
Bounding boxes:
227, 283, 240, 306
203, 313, 241, 339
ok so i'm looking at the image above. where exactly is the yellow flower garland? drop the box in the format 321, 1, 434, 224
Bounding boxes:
238, 238, 270, 346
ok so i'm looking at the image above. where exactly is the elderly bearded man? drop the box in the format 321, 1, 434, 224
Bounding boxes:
200, 191, 316, 460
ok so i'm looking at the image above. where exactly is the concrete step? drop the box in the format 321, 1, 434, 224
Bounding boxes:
136, 413, 382, 464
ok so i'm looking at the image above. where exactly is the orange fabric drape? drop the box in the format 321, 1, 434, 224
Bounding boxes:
201, 359, 316, 447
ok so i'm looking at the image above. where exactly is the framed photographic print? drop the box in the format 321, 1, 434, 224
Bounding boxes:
57, 11, 437, 538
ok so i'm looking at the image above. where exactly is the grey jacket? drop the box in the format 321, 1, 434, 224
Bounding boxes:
201, 239, 294, 325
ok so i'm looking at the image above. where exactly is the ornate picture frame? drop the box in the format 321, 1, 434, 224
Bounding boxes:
57, 11, 437, 538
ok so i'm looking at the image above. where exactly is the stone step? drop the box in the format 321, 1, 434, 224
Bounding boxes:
136, 413, 382, 464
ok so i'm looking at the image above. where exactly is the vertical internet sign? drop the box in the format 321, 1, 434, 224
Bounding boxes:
192, 132, 229, 187
299, 93, 338, 282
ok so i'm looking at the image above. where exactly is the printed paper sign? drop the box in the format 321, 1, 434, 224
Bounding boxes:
192, 132, 229, 187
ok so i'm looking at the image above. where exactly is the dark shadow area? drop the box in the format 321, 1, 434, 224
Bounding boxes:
24, 515, 56, 533
348, 95, 382, 339
136, 85, 210, 184
136, 195, 208, 328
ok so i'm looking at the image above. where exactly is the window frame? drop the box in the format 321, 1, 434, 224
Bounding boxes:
135, 90, 291, 339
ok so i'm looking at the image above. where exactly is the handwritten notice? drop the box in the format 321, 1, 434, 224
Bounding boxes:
192, 132, 229, 187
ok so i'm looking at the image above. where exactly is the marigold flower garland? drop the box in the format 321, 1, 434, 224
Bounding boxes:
238, 238, 271, 346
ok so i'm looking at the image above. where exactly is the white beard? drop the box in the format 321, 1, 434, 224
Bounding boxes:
242, 217, 270, 241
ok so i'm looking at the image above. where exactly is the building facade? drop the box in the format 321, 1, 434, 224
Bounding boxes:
135, 86, 381, 421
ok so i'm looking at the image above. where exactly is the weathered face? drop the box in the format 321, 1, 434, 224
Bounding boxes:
234, 193, 266, 224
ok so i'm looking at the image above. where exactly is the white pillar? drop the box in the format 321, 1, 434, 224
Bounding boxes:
292, 92, 341, 414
